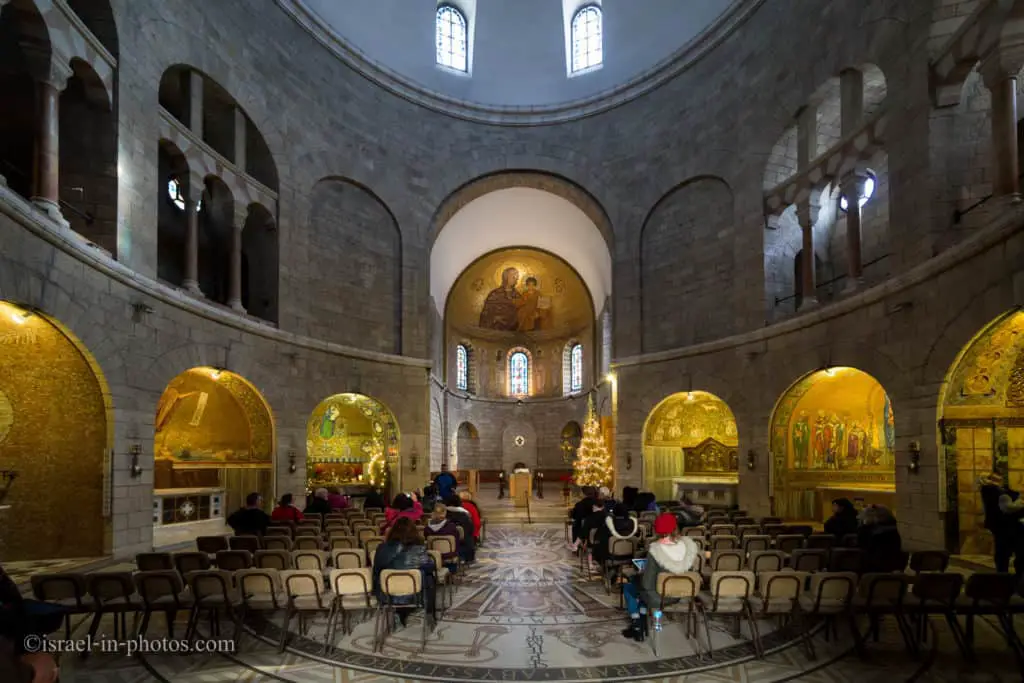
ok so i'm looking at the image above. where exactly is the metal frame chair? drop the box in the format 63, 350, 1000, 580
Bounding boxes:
852, 573, 916, 657
215, 549, 253, 571
31, 573, 92, 639
183, 569, 243, 646
748, 570, 806, 657
133, 570, 193, 639
280, 569, 334, 653
328, 568, 376, 638
254, 549, 292, 570
696, 570, 757, 657
796, 571, 857, 660
652, 572, 703, 658
375, 569, 433, 653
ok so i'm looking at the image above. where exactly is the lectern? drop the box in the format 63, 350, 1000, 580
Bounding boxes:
510, 470, 532, 508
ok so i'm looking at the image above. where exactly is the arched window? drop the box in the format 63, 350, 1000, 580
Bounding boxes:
456, 344, 469, 391
840, 171, 876, 212
436, 5, 468, 72
167, 176, 201, 212
570, 344, 583, 393
571, 5, 603, 73
509, 350, 530, 397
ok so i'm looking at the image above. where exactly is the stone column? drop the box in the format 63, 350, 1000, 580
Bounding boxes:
796, 201, 818, 310
981, 44, 1024, 200
841, 173, 865, 291
182, 182, 203, 295
228, 209, 246, 313
189, 70, 204, 138
29, 53, 72, 225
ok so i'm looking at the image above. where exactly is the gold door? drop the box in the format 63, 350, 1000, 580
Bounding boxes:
223, 467, 274, 515
954, 426, 993, 555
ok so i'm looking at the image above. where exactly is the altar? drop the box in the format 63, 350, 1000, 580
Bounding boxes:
510, 470, 532, 508
673, 476, 738, 508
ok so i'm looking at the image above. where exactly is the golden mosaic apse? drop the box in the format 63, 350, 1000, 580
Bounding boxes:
154, 368, 273, 465
642, 392, 738, 500
770, 367, 896, 520
0, 301, 109, 560
306, 393, 400, 489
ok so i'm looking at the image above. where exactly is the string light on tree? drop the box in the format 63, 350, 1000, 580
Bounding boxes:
573, 397, 613, 487
367, 438, 388, 488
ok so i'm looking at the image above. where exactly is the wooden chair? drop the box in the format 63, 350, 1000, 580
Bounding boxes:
280, 570, 335, 653
254, 549, 293, 570
651, 572, 703, 658
328, 568, 377, 637
134, 570, 193, 639
31, 573, 92, 639
215, 550, 253, 571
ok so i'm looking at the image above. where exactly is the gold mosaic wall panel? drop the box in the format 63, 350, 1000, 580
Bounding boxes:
642, 392, 738, 500
306, 393, 400, 487
944, 311, 1024, 418
0, 302, 107, 560
154, 368, 273, 466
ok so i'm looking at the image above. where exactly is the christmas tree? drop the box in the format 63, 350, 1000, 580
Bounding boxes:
573, 398, 613, 487
366, 438, 389, 489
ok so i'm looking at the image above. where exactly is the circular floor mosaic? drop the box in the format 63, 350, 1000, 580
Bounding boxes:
240, 524, 807, 682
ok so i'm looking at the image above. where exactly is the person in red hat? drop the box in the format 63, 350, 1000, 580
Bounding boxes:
620, 512, 699, 642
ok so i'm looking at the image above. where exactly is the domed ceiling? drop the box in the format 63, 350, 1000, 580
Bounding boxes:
278, 0, 759, 123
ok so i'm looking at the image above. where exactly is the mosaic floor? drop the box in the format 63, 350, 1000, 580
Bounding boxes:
49, 521, 1024, 682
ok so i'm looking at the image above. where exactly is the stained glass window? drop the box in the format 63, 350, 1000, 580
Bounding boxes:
167, 176, 201, 212
436, 5, 468, 72
570, 344, 583, 393
456, 344, 468, 391
571, 5, 602, 73
509, 350, 529, 396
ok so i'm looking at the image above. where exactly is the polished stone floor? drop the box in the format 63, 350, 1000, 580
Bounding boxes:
50, 520, 1023, 682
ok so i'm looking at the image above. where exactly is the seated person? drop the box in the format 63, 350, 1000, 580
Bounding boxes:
578, 500, 610, 558
372, 517, 435, 626
227, 492, 271, 536
303, 488, 333, 516
459, 491, 482, 541
423, 503, 460, 573
327, 487, 350, 511
444, 495, 476, 563
857, 504, 903, 573
621, 513, 700, 642
381, 493, 424, 535
592, 503, 639, 567
823, 497, 858, 540
363, 488, 386, 511
570, 486, 598, 545
270, 493, 304, 523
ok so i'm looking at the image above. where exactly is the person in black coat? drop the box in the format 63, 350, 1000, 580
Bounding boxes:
372, 517, 435, 625
304, 488, 333, 516
823, 498, 859, 540
857, 505, 904, 573
444, 495, 476, 563
570, 486, 598, 545
364, 488, 387, 511
980, 472, 1024, 573
592, 504, 639, 566
227, 492, 271, 536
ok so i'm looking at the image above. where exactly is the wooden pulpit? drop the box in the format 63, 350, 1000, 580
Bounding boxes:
511, 471, 532, 507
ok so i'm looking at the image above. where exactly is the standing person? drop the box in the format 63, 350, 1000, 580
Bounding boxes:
980, 472, 1024, 573
227, 492, 271, 536
857, 505, 904, 573
372, 518, 436, 627
823, 497, 858, 540
435, 466, 458, 501
444, 495, 476, 563
271, 493, 304, 523
621, 513, 700, 642
423, 503, 460, 574
304, 488, 333, 516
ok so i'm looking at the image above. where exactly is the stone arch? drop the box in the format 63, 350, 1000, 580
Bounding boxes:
198, 175, 235, 305
455, 421, 481, 471
64, 0, 118, 59
306, 393, 400, 494
430, 170, 614, 252
0, 300, 113, 560
936, 309, 1024, 555
59, 56, 117, 253
769, 366, 896, 521
153, 367, 275, 536
638, 175, 735, 352
242, 202, 278, 323
306, 176, 403, 354
156, 138, 192, 286
641, 391, 739, 501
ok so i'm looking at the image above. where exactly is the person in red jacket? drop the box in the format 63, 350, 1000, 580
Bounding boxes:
459, 491, 482, 541
381, 492, 424, 535
270, 493, 304, 523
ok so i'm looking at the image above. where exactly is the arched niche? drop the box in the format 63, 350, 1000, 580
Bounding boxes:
65, 0, 119, 59
156, 139, 192, 286
0, 300, 112, 560
306, 393, 400, 496
769, 367, 895, 521
153, 367, 275, 532
197, 175, 234, 305
242, 202, 279, 323
938, 309, 1024, 555
455, 421, 480, 471
641, 391, 738, 502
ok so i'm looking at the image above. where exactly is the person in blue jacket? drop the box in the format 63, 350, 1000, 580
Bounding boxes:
434, 466, 458, 501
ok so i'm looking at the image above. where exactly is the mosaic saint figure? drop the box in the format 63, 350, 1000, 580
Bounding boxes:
319, 404, 341, 438
812, 412, 828, 468
792, 412, 810, 469
883, 394, 896, 453
479, 267, 521, 331
834, 417, 847, 469
847, 421, 863, 465
515, 276, 544, 331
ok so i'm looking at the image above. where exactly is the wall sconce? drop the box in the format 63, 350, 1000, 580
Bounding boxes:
288, 449, 297, 474
410, 447, 419, 472
129, 444, 143, 478
746, 449, 757, 471
625, 452, 633, 470
907, 441, 921, 474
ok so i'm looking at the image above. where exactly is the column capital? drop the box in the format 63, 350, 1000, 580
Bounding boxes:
23, 45, 73, 91
795, 197, 820, 229
233, 206, 250, 230
980, 29, 1024, 89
